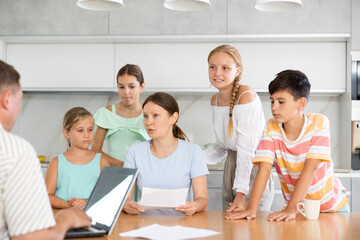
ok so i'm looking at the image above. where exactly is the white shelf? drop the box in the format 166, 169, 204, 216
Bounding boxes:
22, 87, 346, 96
0, 33, 350, 44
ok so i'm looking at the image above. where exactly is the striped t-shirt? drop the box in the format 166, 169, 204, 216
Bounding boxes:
0, 124, 55, 239
254, 114, 349, 212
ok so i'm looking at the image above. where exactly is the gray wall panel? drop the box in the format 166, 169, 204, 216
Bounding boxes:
228, 0, 350, 34
0, 0, 108, 35
109, 0, 227, 35
352, 0, 360, 50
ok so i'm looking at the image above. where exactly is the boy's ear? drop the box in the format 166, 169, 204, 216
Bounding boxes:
298, 97, 307, 110
0, 90, 12, 110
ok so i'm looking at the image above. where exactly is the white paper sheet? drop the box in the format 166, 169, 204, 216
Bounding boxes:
139, 187, 188, 209
119, 224, 221, 240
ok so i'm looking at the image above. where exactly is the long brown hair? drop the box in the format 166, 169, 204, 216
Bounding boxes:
142, 92, 188, 141
208, 45, 243, 137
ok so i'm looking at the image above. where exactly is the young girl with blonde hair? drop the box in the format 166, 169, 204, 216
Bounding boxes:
207, 44, 274, 212
45, 107, 109, 209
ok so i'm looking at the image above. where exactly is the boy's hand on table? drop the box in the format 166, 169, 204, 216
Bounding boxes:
226, 192, 247, 212
267, 209, 297, 221
225, 209, 256, 220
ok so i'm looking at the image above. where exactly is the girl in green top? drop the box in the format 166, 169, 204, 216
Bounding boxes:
92, 64, 150, 167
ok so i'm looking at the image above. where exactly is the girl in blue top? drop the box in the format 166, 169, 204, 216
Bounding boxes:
123, 92, 209, 216
45, 107, 109, 210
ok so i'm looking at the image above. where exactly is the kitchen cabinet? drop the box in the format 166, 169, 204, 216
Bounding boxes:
115, 42, 218, 90
232, 42, 346, 92
6, 43, 115, 91
207, 170, 223, 210
116, 41, 346, 93
4, 38, 346, 93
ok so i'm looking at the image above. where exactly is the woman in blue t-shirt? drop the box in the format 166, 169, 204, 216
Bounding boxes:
123, 92, 209, 216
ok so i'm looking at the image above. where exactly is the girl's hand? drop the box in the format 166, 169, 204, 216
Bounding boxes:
226, 193, 247, 212
123, 200, 144, 215
225, 209, 257, 220
68, 197, 87, 210
175, 201, 197, 216
267, 209, 297, 221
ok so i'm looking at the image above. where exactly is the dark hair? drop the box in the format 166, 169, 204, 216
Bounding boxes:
208, 44, 242, 137
142, 92, 188, 141
268, 70, 311, 100
0, 60, 20, 94
63, 107, 93, 147
117, 64, 144, 85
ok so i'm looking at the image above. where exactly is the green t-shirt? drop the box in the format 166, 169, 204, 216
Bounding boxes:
93, 105, 150, 161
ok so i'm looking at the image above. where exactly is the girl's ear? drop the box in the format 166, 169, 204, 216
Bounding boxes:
235, 66, 242, 79
63, 129, 70, 141
140, 82, 145, 93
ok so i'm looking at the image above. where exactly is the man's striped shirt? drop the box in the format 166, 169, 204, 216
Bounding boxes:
0, 124, 55, 239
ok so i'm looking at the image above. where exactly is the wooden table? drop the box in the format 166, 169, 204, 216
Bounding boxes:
67, 210, 360, 240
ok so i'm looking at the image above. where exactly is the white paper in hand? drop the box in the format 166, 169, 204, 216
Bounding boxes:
139, 187, 188, 209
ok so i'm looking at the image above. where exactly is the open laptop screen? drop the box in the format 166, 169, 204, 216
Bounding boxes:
83, 166, 137, 233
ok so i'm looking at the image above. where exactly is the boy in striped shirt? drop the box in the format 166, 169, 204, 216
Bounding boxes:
226, 70, 349, 221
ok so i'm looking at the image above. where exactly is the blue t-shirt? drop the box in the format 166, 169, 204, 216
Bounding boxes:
124, 139, 209, 200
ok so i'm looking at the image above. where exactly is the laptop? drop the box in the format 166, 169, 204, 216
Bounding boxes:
65, 166, 138, 238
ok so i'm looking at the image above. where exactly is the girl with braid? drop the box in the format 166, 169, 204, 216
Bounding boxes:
207, 45, 274, 212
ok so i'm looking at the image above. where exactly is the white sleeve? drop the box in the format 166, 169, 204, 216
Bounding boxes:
232, 104, 266, 195
4, 149, 55, 237
202, 142, 228, 165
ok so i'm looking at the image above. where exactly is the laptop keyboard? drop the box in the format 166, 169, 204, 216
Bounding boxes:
67, 227, 91, 233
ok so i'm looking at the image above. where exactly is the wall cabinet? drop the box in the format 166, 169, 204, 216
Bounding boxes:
115, 43, 218, 90
6, 43, 115, 91
233, 42, 346, 92
4, 38, 346, 93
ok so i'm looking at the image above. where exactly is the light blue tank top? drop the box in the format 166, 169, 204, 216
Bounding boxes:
55, 153, 101, 201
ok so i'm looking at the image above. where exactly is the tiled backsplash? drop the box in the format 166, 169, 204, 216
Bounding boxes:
14, 93, 342, 167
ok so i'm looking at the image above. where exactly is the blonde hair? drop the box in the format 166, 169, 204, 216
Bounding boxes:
208, 45, 243, 137
63, 107, 93, 147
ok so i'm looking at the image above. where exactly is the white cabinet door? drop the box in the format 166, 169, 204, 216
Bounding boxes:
115, 41, 345, 92
115, 43, 220, 90
233, 42, 346, 91
6, 43, 115, 91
